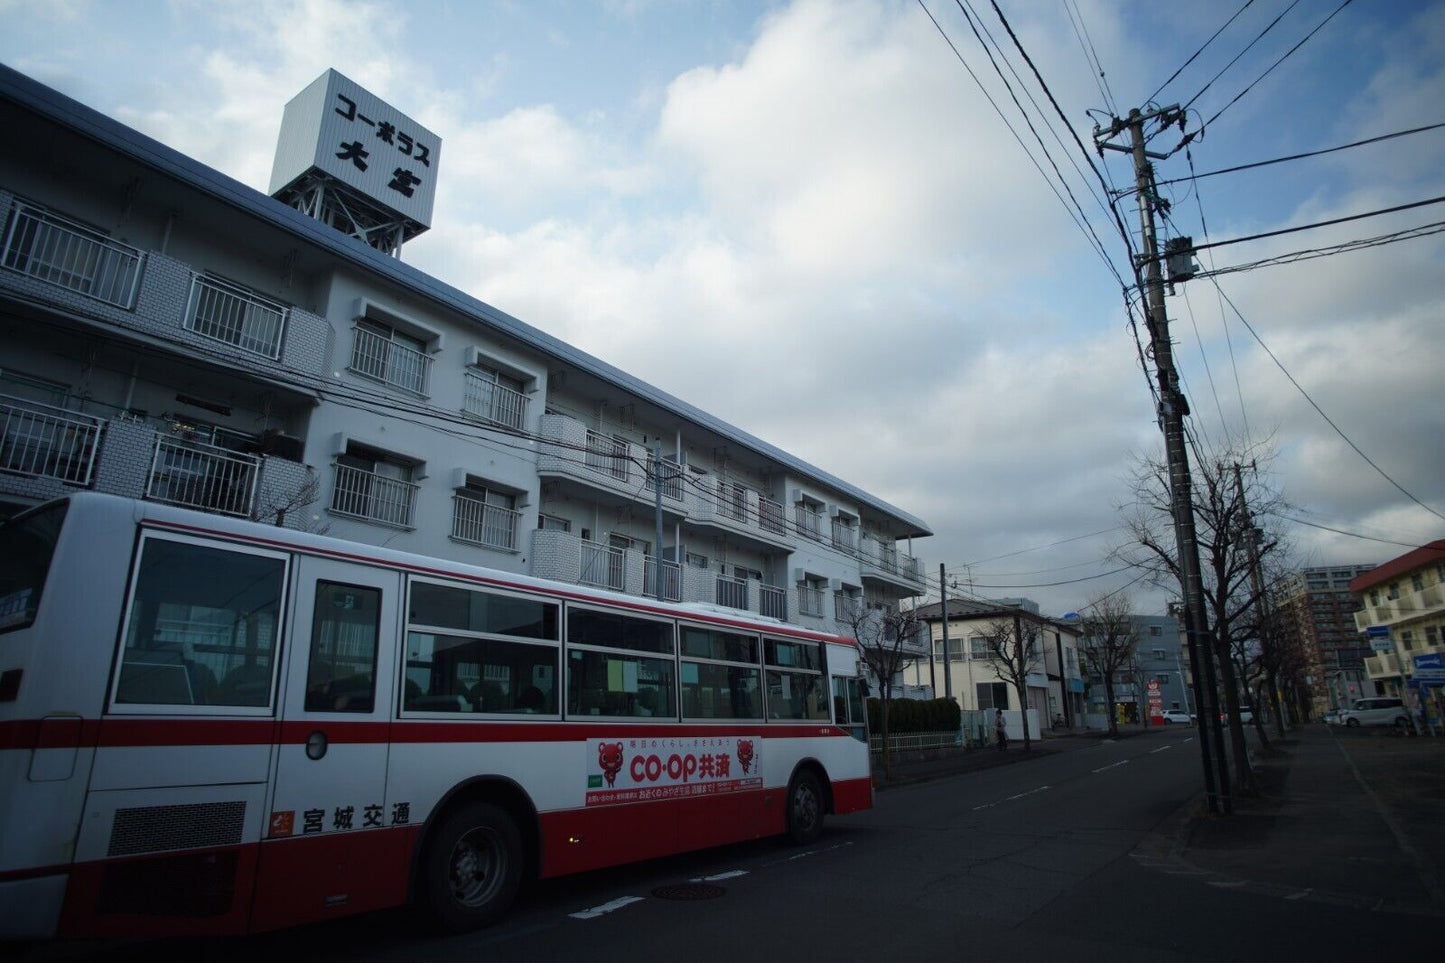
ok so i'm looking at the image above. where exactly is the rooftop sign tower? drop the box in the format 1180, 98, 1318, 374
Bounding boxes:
269, 69, 441, 257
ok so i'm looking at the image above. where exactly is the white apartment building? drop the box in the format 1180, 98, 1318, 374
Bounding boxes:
0, 66, 930, 633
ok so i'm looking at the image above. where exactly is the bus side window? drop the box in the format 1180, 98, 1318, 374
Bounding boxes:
304, 582, 380, 713
116, 537, 286, 708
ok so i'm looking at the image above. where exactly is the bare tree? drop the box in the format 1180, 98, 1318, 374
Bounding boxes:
1077, 592, 1141, 737
251, 470, 329, 533
1117, 444, 1291, 796
844, 602, 924, 778
979, 611, 1044, 752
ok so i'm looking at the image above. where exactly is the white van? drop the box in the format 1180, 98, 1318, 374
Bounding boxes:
1334, 696, 1409, 728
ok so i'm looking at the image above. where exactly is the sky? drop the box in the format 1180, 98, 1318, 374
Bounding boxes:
3, 0, 1443, 618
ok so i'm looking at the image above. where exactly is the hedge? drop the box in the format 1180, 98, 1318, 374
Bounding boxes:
865, 696, 961, 734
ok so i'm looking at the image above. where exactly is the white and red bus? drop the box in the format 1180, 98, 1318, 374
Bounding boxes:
0, 492, 872, 939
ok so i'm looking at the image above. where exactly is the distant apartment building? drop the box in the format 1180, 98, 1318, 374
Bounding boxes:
0, 66, 930, 634
1351, 543, 1445, 698
1278, 564, 1378, 713
1078, 614, 1187, 722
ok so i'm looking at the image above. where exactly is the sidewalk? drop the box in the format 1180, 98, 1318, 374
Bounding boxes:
872, 721, 1445, 916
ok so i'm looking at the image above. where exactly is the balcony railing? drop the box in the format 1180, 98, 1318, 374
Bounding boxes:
758, 496, 786, 536
718, 481, 747, 522
831, 524, 857, 554
451, 492, 521, 551
0, 394, 101, 486
2, 201, 143, 308
581, 540, 625, 591
798, 585, 824, 618
796, 505, 824, 541
760, 583, 787, 621
834, 593, 861, 623
648, 457, 683, 501
716, 574, 747, 610
462, 371, 529, 431
331, 462, 418, 528
584, 430, 629, 481
643, 555, 682, 602
348, 324, 431, 395
147, 436, 259, 517
185, 275, 287, 359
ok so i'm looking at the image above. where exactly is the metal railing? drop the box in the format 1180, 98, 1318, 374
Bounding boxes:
718, 481, 747, 522
581, 540, 625, 591
643, 556, 682, 602
758, 496, 785, 535
331, 461, 418, 528
462, 371, 529, 431
147, 436, 259, 517
348, 324, 431, 395
450, 492, 521, 551
831, 523, 856, 554
584, 430, 629, 481
760, 583, 787, 621
648, 457, 683, 501
799, 585, 824, 617
2, 201, 143, 308
834, 593, 861, 623
0, 393, 101, 486
716, 574, 748, 610
185, 275, 286, 358
796, 504, 825, 541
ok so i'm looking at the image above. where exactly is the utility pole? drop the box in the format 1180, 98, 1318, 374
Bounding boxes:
1097, 106, 1231, 814
940, 563, 954, 701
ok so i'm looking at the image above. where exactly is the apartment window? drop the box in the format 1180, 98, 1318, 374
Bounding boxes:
538, 514, 570, 533
798, 575, 826, 617
795, 496, 825, 541
932, 637, 964, 662
1411, 573, 1425, 592
1401, 630, 1414, 651
1152, 648, 1166, 660
831, 512, 857, 553
976, 682, 1009, 710
1388, 582, 1400, 601
463, 364, 528, 430
1150, 625, 1162, 636
970, 636, 990, 660
1370, 590, 1380, 606
685, 552, 709, 569
451, 480, 520, 551
1426, 626, 1439, 646
349, 319, 431, 395
1155, 674, 1170, 686
331, 443, 418, 528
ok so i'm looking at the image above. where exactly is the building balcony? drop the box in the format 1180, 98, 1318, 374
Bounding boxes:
462, 370, 529, 431
0, 191, 330, 381
858, 534, 925, 592
530, 529, 788, 621
145, 435, 261, 517
329, 461, 418, 529
535, 413, 688, 518
1354, 583, 1445, 631
0, 393, 102, 487
1365, 651, 1400, 681
450, 491, 521, 552
687, 477, 793, 552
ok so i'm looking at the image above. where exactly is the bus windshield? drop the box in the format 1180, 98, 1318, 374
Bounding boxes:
0, 499, 69, 633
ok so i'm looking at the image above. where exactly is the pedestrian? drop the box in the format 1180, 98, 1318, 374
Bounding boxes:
995, 708, 1008, 751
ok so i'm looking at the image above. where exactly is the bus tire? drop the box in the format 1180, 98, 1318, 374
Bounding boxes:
422, 801, 523, 931
785, 769, 825, 846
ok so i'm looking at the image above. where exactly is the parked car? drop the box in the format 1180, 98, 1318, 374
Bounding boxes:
1219, 706, 1254, 724
1160, 709, 1193, 724
1334, 696, 1409, 728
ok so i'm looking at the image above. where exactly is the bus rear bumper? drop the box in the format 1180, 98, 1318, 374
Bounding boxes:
0, 874, 65, 940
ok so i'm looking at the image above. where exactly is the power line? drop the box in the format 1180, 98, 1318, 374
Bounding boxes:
1196, 0, 1355, 134
1210, 283, 1445, 524
1181, 0, 1304, 115
1064, 0, 1116, 115
1188, 220, 1445, 281
1154, 121, 1445, 190
1146, 0, 1256, 106
1180, 194, 1445, 258
1273, 512, 1445, 551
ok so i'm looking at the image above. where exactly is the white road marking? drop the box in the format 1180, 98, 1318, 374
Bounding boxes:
1092, 760, 1130, 773
569, 896, 646, 920
691, 870, 749, 882
1149, 745, 1173, 754
1006, 785, 1052, 801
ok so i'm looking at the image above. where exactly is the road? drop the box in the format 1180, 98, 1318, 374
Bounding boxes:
24, 729, 1431, 961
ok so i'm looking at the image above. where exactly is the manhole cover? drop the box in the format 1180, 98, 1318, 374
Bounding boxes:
651, 883, 726, 901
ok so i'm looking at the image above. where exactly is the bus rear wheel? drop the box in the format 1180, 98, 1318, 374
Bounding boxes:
422, 802, 523, 931
786, 769, 825, 845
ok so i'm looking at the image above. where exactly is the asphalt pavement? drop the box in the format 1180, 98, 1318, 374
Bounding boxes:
874, 721, 1445, 917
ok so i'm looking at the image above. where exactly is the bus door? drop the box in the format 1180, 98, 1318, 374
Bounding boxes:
251, 557, 405, 931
